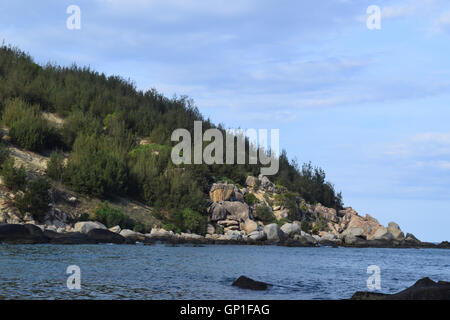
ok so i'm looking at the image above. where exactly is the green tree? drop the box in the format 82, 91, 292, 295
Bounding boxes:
0, 158, 26, 191
15, 177, 51, 221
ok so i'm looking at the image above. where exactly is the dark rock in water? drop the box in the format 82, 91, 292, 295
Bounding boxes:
0, 224, 47, 244
351, 277, 450, 300
232, 276, 269, 291
351, 291, 389, 300
44, 230, 95, 244
87, 229, 126, 244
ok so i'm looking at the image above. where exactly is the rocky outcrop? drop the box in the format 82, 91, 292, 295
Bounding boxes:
314, 204, 338, 223
258, 175, 276, 192
351, 277, 450, 300
387, 222, 405, 241
0, 224, 47, 244
232, 276, 269, 291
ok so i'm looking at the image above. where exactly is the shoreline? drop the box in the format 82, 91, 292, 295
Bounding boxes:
1, 223, 449, 249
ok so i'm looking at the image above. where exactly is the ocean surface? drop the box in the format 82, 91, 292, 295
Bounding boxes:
0, 243, 449, 300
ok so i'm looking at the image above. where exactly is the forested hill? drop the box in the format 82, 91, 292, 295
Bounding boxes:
0, 44, 343, 232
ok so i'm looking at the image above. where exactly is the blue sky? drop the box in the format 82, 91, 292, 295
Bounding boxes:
1, 0, 450, 241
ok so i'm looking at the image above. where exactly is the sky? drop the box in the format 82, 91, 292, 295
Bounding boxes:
1, 0, 449, 241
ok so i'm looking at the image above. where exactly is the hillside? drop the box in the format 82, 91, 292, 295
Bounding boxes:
1, 43, 441, 248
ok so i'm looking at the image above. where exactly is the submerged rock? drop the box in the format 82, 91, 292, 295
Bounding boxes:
232, 276, 269, 291
351, 277, 450, 300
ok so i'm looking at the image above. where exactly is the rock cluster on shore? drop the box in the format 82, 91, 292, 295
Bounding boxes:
1, 174, 449, 248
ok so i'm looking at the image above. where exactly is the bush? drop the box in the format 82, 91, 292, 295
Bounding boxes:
46, 150, 65, 181
253, 204, 277, 225
311, 217, 329, 235
15, 177, 51, 221
133, 221, 149, 234
65, 134, 128, 197
0, 158, 27, 191
1, 98, 37, 127
300, 220, 311, 233
0, 142, 9, 167
2, 98, 59, 152
179, 208, 207, 235
93, 202, 131, 228
244, 193, 258, 205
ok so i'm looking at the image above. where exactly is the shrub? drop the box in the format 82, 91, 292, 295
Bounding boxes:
300, 220, 311, 233
46, 150, 65, 181
311, 217, 329, 235
61, 111, 102, 148
1, 98, 37, 127
244, 193, 258, 205
215, 224, 224, 235
179, 208, 207, 235
65, 134, 128, 197
15, 177, 51, 221
93, 202, 131, 228
253, 204, 277, 225
133, 221, 149, 234
0, 158, 27, 191
2, 98, 59, 152
0, 141, 9, 167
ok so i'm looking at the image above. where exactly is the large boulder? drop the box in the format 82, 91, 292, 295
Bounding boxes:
387, 222, 405, 241
44, 230, 94, 244
209, 202, 228, 221
293, 233, 317, 245
87, 229, 126, 244
109, 225, 121, 233
248, 230, 266, 241
221, 230, 243, 241
0, 224, 47, 244
242, 219, 258, 234
263, 223, 286, 242
281, 223, 301, 237
232, 276, 269, 291
120, 229, 146, 242
367, 226, 394, 241
209, 183, 235, 202
222, 201, 251, 222
245, 176, 258, 188
74, 221, 107, 234
206, 224, 215, 235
